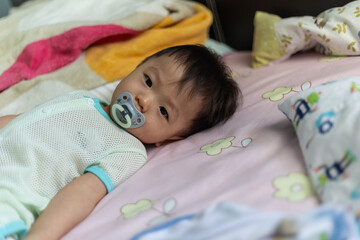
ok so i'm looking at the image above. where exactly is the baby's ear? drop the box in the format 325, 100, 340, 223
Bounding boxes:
154, 136, 184, 147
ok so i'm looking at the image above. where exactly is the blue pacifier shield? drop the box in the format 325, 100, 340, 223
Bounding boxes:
111, 92, 145, 129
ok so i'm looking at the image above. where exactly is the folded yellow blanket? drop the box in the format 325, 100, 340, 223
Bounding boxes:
85, 3, 212, 82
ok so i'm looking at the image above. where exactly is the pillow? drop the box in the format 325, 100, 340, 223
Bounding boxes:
252, 0, 360, 68
278, 76, 360, 212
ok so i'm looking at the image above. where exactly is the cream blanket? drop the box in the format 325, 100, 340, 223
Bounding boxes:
0, 0, 212, 115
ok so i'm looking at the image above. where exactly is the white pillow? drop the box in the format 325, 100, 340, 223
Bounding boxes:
278, 76, 360, 211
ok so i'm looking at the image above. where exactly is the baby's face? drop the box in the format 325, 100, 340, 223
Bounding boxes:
109, 55, 202, 145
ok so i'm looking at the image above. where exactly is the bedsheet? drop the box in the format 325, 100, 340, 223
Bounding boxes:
59, 51, 360, 239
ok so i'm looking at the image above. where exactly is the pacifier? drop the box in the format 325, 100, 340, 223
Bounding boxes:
111, 92, 145, 129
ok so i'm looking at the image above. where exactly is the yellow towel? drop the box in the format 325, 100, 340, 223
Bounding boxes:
84, 3, 212, 82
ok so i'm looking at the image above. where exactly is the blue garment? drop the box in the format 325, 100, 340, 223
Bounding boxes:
132, 202, 360, 240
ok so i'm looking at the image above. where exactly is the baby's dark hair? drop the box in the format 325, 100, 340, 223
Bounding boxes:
144, 44, 241, 137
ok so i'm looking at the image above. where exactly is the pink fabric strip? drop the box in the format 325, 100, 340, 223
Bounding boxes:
0, 24, 140, 92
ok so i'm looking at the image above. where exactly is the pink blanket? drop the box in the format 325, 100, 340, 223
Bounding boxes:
0, 25, 139, 91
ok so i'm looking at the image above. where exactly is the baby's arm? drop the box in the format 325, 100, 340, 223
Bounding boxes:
24, 173, 107, 240
0, 114, 19, 129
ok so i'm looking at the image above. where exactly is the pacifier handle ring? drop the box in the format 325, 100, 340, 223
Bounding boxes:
110, 92, 146, 129
111, 104, 132, 128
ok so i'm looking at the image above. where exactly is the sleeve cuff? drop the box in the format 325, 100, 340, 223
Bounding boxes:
85, 166, 114, 193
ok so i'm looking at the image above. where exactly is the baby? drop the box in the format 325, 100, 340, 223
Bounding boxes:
0, 44, 240, 240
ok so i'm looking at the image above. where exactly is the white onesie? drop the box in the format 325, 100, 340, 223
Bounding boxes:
0, 91, 147, 239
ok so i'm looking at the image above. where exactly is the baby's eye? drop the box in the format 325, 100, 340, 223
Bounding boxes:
145, 75, 152, 88
159, 106, 169, 119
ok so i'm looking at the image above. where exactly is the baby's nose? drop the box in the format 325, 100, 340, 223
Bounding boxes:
136, 94, 152, 113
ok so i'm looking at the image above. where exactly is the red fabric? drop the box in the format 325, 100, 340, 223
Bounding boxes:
0, 24, 140, 92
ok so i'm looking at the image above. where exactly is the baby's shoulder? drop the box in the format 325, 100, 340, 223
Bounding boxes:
64, 90, 95, 99
50, 90, 95, 103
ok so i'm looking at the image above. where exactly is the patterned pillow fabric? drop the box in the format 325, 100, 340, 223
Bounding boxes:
252, 0, 360, 68
278, 76, 360, 213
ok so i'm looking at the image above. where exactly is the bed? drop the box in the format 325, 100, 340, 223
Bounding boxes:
1, 0, 360, 239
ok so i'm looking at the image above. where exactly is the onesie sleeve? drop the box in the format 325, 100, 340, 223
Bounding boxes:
85, 150, 147, 193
